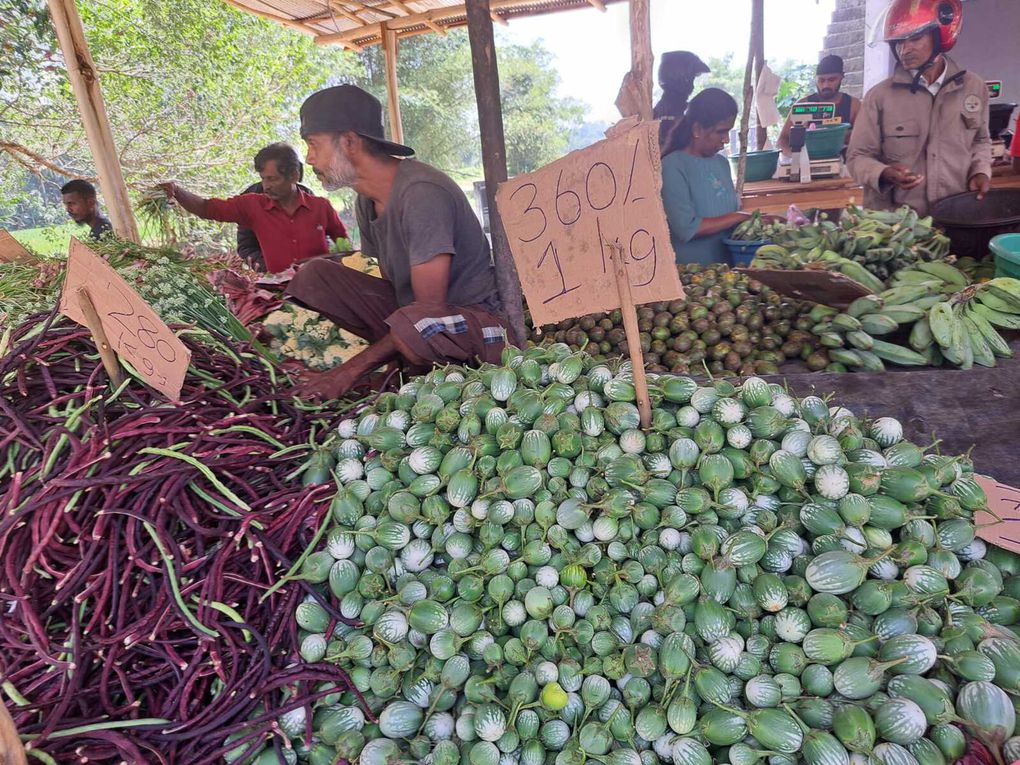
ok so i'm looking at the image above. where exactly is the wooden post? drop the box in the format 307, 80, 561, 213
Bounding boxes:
464, 0, 527, 346
736, 0, 764, 197
753, 0, 767, 151
77, 287, 124, 387
628, 0, 653, 121
608, 242, 651, 429
381, 23, 404, 146
46, 0, 139, 243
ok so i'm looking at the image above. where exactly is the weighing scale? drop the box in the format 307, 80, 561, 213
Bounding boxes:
986, 80, 1016, 164
777, 102, 847, 183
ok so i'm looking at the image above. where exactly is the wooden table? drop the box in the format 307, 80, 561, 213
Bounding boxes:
741, 176, 862, 214
742, 171, 1019, 214
991, 172, 1020, 190
772, 339, 1020, 488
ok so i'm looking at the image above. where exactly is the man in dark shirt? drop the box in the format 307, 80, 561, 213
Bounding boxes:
653, 51, 710, 148
160, 143, 347, 273
778, 55, 862, 155
61, 179, 112, 241
287, 85, 508, 400
237, 144, 315, 269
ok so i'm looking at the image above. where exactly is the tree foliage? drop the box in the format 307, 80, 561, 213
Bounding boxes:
699, 53, 818, 143
499, 42, 584, 176
0, 1, 583, 239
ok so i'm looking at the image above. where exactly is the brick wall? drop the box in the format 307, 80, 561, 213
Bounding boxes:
821, 0, 867, 97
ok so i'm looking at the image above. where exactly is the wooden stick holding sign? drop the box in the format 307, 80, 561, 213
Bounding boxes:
607, 241, 651, 428
76, 286, 124, 387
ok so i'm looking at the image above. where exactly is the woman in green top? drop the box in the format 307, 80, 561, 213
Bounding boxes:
661, 88, 750, 265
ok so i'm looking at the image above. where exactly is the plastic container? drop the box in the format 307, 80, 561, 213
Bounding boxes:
990, 233, 1020, 278
931, 189, 1020, 259
728, 150, 780, 183
803, 123, 850, 159
723, 238, 770, 267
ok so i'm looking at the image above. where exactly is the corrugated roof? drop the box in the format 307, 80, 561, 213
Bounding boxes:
222, 0, 625, 49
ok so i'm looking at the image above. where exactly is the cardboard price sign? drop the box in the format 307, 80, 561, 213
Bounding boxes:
736, 268, 875, 309
496, 122, 683, 328
0, 229, 34, 263
975, 475, 1020, 553
59, 238, 190, 400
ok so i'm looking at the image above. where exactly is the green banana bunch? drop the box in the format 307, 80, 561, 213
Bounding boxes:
811, 274, 1020, 373
731, 210, 768, 241
923, 278, 1020, 369
752, 204, 956, 286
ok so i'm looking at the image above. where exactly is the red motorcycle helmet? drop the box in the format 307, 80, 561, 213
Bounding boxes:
883, 0, 963, 52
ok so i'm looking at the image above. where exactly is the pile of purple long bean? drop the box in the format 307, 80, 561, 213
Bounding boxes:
0, 314, 365, 764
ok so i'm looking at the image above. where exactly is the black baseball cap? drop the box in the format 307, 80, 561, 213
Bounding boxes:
817, 55, 845, 76
300, 85, 414, 157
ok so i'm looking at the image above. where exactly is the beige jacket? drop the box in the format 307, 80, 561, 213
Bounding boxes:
847, 58, 992, 216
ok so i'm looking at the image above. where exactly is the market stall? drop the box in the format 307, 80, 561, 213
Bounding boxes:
6, 162, 1020, 765
6, 2, 1020, 764
5, 288, 1020, 763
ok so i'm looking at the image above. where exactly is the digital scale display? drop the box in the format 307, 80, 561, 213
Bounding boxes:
790, 103, 840, 126
987, 81, 1002, 99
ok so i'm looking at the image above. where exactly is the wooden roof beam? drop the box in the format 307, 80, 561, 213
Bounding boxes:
314, 0, 575, 44
383, 0, 447, 35
221, 0, 321, 36
324, 1, 377, 27
586, 0, 606, 10
338, 0, 397, 19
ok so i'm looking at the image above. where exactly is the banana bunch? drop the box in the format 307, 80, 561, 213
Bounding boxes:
751, 204, 952, 284
731, 210, 770, 241
808, 283, 936, 373
750, 244, 886, 293
809, 263, 1020, 372
924, 279, 1020, 369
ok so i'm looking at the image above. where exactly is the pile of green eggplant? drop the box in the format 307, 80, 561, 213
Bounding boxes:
527, 265, 812, 377
265, 346, 1020, 765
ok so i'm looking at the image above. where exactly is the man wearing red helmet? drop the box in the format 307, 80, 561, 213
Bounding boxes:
847, 0, 992, 215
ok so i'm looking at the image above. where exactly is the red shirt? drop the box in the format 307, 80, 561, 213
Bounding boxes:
1011, 114, 1020, 159
205, 191, 347, 272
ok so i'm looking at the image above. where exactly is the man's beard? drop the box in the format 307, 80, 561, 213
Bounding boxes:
819, 89, 837, 99
318, 152, 357, 191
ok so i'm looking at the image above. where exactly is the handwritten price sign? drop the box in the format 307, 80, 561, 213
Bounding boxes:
496, 122, 683, 328
0, 229, 34, 263
975, 476, 1020, 554
59, 238, 190, 400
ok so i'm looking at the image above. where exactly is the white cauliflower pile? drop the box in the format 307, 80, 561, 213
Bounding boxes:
263, 304, 366, 370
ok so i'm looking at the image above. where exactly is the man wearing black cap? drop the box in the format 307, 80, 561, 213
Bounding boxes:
778, 55, 861, 155
287, 84, 509, 400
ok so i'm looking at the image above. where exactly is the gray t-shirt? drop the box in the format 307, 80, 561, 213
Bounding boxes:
356, 159, 501, 314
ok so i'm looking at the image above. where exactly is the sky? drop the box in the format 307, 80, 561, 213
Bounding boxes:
502, 0, 838, 122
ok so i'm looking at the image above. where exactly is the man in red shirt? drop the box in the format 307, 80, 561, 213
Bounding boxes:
1012, 113, 1020, 174
160, 143, 347, 272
